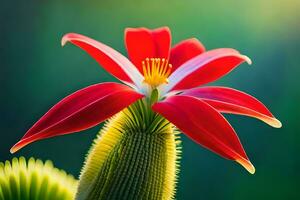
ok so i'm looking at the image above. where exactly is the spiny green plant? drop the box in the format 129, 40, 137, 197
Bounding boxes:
76, 101, 182, 199
0, 157, 77, 200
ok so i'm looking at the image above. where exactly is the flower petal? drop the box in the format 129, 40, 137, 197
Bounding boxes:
125, 27, 171, 73
169, 38, 205, 72
183, 86, 281, 128
11, 83, 144, 153
161, 48, 251, 95
152, 95, 255, 174
62, 33, 144, 89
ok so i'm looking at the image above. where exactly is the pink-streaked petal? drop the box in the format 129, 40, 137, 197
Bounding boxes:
169, 38, 206, 72
62, 33, 144, 89
183, 87, 281, 128
11, 82, 144, 153
161, 48, 251, 95
125, 27, 171, 73
152, 95, 255, 174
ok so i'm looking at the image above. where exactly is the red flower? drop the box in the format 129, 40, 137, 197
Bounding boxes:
11, 27, 281, 174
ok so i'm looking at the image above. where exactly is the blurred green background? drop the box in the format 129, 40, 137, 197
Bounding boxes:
1, 0, 299, 199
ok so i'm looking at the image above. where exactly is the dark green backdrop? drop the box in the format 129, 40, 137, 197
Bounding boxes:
1, 0, 299, 199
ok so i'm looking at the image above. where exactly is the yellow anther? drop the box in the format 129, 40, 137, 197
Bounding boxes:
142, 58, 172, 88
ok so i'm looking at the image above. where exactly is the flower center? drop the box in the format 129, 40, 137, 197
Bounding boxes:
142, 58, 172, 88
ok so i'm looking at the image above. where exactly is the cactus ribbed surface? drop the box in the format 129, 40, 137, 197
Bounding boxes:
76, 100, 181, 200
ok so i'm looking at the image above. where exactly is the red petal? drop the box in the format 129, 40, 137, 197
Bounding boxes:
162, 48, 251, 94
61, 33, 143, 88
11, 83, 144, 153
152, 95, 255, 174
169, 38, 205, 72
183, 87, 281, 128
151, 28, 171, 60
125, 27, 171, 73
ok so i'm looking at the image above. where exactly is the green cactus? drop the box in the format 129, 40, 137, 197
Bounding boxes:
76, 100, 182, 200
0, 157, 78, 200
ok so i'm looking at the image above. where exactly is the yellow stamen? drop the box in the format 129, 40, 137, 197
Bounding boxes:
142, 58, 172, 87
